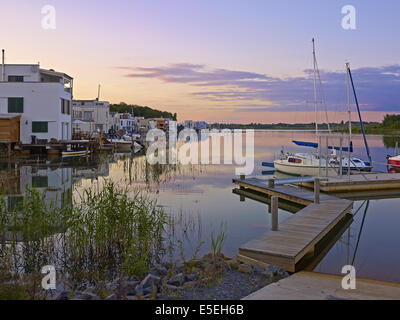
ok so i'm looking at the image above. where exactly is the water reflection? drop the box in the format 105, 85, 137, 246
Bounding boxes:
0, 131, 400, 283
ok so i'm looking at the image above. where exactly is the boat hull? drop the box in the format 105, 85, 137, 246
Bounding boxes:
62, 150, 89, 157
274, 160, 339, 176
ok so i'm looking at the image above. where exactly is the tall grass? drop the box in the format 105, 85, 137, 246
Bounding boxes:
0, 181, 170, 298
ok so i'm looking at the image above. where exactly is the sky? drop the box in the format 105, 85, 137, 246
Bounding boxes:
0, 0, 399, 123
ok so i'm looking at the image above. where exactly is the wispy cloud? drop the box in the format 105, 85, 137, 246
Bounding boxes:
116, 63, 400, 112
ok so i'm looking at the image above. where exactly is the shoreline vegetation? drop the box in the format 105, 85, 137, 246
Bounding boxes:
210, 114, 400, 135
0, 181, 288, 300
110, 102, 177, 121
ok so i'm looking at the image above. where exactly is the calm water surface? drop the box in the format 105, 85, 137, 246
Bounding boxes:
1, 131, 399, 283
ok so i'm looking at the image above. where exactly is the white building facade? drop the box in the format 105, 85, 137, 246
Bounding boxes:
72, 99, 110, 136
0, 64, 73, 144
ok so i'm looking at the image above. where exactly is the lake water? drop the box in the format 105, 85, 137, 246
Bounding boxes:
1, 130, 399, 283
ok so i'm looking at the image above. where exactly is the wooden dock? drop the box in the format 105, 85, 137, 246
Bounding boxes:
299, 172, 400, 192
233, 177, 353, 272
243, 271, 400, 300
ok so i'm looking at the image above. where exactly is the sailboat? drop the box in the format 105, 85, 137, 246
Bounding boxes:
273, 39, 372, 176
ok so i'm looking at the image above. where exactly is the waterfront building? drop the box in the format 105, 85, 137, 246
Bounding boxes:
0, 63, 73, 144
72, 99, 110, 136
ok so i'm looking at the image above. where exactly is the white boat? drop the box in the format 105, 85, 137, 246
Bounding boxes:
110, 139, 142, 152
62, 150, 89, 158
272, 39, 372, 177
274, 152, 371, 176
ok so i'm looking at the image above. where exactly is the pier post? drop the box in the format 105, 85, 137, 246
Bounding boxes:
396, 142, 399, 156
240, 174, 245, 190
271, 196, 279, 231
314, 178, 320, 204
339, 137, 343, 178
268, 179, 275, 189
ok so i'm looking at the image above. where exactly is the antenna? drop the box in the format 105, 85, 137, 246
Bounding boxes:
1, 49, 5, 82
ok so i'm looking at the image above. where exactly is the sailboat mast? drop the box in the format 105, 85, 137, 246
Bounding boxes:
312, 38, 318, 136
346, 63, 352, 144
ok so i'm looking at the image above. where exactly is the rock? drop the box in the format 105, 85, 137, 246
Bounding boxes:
76, 292, 100, 300
167, 273, 185, 287
135, 283, 144, 296
105, 294, 117, 300
253, 266, 265, 274
128, 275, 139, 282
164, 284, 181, 293
126, 280, 140, 295
55, 290, 70, 300
185, 273, 199, 282
226, 259, 239, 270
127, 295, 138, 300
238, 264, 253, 274
141, 274, 161, 289
183, 281, 197, 289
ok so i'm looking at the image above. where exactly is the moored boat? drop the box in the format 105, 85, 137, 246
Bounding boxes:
62, 150, 89, 157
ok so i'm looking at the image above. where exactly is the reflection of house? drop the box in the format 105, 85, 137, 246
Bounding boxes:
72, 99, 110, 135
0, 165, 73, 212
0, 64, 73, 143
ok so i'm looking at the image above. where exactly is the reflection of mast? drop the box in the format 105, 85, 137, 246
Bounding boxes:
351, 200, 370, 266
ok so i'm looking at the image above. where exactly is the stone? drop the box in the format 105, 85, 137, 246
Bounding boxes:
76, 292, 100, 300
126, 281, 140, 295
226, 259, 239, 270
167, 273, 185, 286
135, 283, 144, 296
55, 290, 70, 300
141, 274, 161, 289
185, 273, 199, 282
183, 281, 197, 289
238, 264, 253, 274
253, 266, 265, 274
105, 293, 117, 300
128, 275, 139, 282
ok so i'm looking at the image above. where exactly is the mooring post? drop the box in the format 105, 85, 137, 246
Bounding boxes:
314, 178, 320, 204
271, 196, 279, 231
240, 174, 246, 190
396, 141, 399, 156
268, 179, 275, 189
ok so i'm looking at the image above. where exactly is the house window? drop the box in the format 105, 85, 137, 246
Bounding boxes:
61, 99, 71, 114
32, 121, 48, 133
8, 76, 24, 82
32, 176, 48, 188
8, 97, 24, 113
84, 111, 93, 121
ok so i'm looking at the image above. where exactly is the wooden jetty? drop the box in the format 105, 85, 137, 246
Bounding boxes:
243, 271, 400, 300
299, 172, 400, 192
233, 177, 353, 272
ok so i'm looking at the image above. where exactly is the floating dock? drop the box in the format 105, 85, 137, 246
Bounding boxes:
233, 177, 353, 272
298, 172, 400, 192
243, 271, 400, 300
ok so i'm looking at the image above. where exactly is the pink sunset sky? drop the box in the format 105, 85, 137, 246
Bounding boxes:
1, 0, 399, 123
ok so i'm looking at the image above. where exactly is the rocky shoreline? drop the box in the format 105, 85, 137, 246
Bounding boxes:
48, 254, 289, 300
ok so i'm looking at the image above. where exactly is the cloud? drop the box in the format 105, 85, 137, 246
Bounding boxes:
116, 63, 400, 112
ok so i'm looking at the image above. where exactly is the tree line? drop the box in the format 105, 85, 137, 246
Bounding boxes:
110, 102, 177, 120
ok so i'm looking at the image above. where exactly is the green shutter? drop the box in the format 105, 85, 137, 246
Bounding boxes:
32, 122, 48, 133
8, 98, 24, 113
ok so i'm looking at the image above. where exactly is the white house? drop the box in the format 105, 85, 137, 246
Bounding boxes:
72, 99, 110, 135
0, 64, 73, 144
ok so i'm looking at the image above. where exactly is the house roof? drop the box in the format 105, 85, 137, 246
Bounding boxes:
40, 68, 73, 81
0, 114, 21, 120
